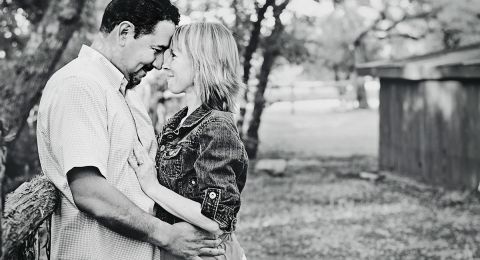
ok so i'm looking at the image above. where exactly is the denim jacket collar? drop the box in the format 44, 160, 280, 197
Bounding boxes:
164, 104, 213, 134
182, 104, 213, 128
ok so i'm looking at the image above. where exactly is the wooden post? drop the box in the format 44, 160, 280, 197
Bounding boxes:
0, 143, 5, 258
2, 175, 59, 259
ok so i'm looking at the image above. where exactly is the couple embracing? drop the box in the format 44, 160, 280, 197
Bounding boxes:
37, 0, 248, 259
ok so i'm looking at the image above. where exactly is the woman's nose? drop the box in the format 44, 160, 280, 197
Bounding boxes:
162, 50, 173, 68
162, 62, 170, 70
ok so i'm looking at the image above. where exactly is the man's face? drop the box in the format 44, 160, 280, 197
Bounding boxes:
121, 20, 176, 86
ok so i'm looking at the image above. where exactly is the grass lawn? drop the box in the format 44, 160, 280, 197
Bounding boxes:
255, 100, 379, 158
236, 156, 480, 259
236, 103, 480, 259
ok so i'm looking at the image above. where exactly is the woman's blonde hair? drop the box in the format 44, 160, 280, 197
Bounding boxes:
171, 22, 243, 112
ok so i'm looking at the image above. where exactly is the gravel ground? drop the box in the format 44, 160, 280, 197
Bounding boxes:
235, 157, 480, 260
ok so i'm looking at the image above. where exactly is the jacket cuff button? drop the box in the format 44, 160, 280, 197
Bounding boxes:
209, 192, 217, 199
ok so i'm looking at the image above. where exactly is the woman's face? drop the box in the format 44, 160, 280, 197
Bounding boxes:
162, 47, 194, 94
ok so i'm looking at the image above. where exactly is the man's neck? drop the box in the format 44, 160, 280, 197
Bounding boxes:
90, 35, 125, 77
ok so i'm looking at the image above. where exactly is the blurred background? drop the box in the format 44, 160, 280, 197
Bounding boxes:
2, 0, 480, 259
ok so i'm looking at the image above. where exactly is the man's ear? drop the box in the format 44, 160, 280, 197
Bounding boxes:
117, 21, 135, 46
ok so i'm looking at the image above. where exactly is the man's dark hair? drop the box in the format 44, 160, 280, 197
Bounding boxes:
100, 0, 180, 38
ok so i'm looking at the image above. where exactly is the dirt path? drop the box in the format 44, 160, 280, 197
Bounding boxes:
236, 156, 480, 259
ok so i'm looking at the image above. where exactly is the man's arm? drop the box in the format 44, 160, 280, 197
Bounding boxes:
67, 166, 224, 258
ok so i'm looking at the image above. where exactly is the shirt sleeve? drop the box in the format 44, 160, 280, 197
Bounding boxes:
194, 116, 248, 232
49, 76, 109, 179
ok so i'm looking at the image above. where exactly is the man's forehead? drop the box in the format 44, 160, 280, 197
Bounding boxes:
150, 20, 176, 45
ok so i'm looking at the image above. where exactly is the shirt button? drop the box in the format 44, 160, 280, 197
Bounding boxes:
160, 145, 165, 152
209, 192, 217, 199
191, 180, 196, 185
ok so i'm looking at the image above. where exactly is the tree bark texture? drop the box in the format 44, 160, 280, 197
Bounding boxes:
2, 175, 59, 259
0, 0, 87, 257
245, 0, 290, 158
237, 0, 275, 136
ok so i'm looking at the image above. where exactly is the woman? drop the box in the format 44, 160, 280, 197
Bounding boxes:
129, 22, 248, 260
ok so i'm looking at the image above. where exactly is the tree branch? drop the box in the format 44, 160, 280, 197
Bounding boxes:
354, 6, 442, 47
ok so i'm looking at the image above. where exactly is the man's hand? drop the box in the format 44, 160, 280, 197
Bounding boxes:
165, 222, 225, 259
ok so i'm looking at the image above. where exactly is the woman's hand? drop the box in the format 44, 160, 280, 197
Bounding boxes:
128, 143, 158, 193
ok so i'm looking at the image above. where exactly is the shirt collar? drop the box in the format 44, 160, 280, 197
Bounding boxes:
78, 45, 128, 94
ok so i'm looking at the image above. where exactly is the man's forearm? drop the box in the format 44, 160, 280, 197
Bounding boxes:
67, 167, 172, 247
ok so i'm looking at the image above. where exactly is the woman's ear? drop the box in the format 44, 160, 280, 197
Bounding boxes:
117, 21, 135, 46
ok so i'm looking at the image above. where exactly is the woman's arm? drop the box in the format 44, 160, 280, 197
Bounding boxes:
188, 115, 247, 232
144, 181, 221, 234
129, 145, 221, 235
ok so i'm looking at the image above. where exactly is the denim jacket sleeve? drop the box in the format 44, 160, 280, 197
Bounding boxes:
193, 114, 247, 232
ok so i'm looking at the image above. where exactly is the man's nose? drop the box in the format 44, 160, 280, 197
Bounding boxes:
152, 55, 164, 70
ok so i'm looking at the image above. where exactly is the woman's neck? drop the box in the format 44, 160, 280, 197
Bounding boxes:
184, 88, 202, 119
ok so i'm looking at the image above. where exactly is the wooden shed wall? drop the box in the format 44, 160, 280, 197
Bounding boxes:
379, 78, 480, 189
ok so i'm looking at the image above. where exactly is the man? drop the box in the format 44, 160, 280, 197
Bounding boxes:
36, 0, 223, 259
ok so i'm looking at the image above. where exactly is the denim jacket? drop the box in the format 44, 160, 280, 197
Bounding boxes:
155, 104, 248, 232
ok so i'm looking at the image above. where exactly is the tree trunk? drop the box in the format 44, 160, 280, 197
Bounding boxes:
352, 39, 369, 109
333, 64, 340, 81
244, 0, 290, 158
244, 49, 278, 158
355, 78, 369, 109
0, 0, 87, 256
236, 0, 275, 137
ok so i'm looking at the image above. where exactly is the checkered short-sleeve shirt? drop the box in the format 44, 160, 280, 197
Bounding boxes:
37, 45, 160, 260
